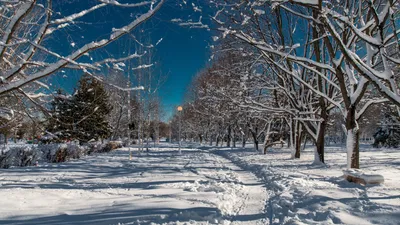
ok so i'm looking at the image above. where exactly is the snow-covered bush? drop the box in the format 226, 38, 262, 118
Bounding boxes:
0, 143, 88, 167
42, 144, 88, 163
85, 142, 104, 155
0, 145, 40, 168
86, 141, 122, 154
104, 141, 123, 152
39, 144, 62, 163
0, 141, 119, 168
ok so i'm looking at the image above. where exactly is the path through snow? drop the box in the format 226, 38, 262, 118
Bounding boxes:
0, 144, 268, 225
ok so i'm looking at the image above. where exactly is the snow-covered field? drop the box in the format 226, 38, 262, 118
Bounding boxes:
0, 144, 267, 225
0, 143, 399, 225
217, 144, 400, 225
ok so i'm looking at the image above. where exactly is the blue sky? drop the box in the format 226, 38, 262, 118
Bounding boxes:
47, 0, 211, 121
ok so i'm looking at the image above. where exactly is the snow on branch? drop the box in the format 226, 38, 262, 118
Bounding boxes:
0, 0, 36, 59
0, 107, 14, 121
94, 52, 146, 67
0, 0, 165, 95
51, 3, 107, 24
174, 16, 209, 29
98, 0, 153, 8
131, 64, 153, 70
270, 0, 319, 6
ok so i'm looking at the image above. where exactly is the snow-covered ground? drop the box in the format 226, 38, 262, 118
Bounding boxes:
215, 144, 400, 225
0, 143, 399, 225
0, 143, 267, 225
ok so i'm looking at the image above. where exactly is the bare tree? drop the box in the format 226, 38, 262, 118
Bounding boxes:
178, 0, 400, 168
0, 0, 164, 119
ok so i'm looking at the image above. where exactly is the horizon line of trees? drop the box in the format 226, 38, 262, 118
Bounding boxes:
174, 0, 400, 169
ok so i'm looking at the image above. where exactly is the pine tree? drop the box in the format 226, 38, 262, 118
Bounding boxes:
73, 74, 112, 143
47, 89, 74, 141
48, 75, 112, 143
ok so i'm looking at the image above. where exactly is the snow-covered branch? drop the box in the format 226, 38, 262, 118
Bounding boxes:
0, 0, 164, 94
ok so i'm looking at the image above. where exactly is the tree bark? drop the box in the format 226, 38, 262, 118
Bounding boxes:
315, 100, 328, 163
346, 106, 360, 168
263, 122, 272, 154
251, 131, 259, 151
233, 128, 236, 148
315, 123, 326, 163
294, 128, 301, 159
312, 8, 327, 163
227, 125, 231, 147
292, 119, 301, 159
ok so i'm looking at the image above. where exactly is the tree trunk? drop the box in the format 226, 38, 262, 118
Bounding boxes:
263, 138, 269, 154
216, 134, 220, 147
294, 129, 301, 159
302, 134, 307, 151
314, 103, 328, 163
263, 122, 272, 154
291, 119, 301, 159
254, 139, 259, 151
233, 128, 236, 148
312, 8, 326, 164
242, 133, 246, 148
346, 106, 360, 169
112, 106, 123, 140
251, 131, 258, 151
315, 122, 326, 163
227, 125, 231, 147
289, 119, 294, 157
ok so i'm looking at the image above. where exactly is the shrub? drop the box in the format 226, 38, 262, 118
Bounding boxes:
105, 141, 123, 152
39, 143, 87, 163
0, 141, 116, 168
86, 141, 122, 154
0, 145, 40, 168
49, 144, 87, 163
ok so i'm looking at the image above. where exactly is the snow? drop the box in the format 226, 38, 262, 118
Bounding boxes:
0, 1, 35, 57
51, 3, 107, 24
1, 143, 399, 224
289, 0, 319, 5
0, 107, 14, 120
0, 143, 267, 225
0, 0, 164, 95
156, 38, 163, 46
131, 64, 153, 70
241, 15, 251, 25
253, 9, 265, 15
347, 128, 355, 168
343, 169, 385, 184
26, 92, 48, 99
218, 144, 400, 225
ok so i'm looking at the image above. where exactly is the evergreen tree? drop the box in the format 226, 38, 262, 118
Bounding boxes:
73, 74, 112, 143
48, 75, 112, 143
47, 89, 74, 141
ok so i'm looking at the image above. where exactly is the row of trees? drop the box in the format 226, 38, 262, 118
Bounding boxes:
175, 0, 400, 168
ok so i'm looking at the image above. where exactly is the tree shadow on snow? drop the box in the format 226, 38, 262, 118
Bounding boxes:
0, 206, 221, 225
